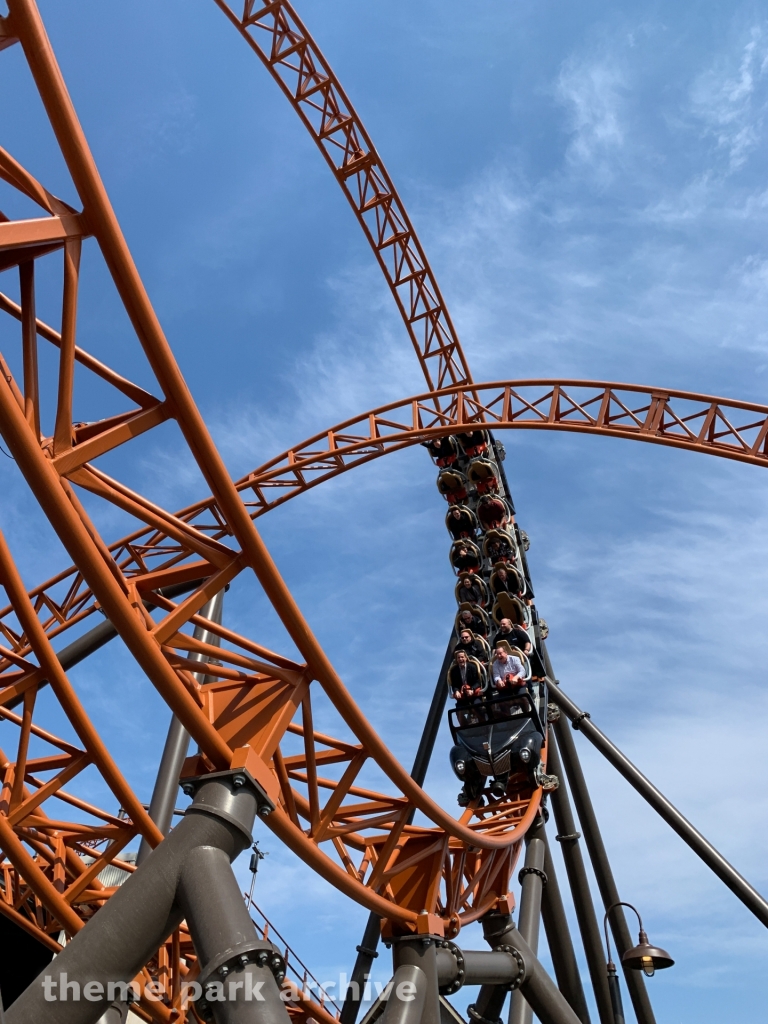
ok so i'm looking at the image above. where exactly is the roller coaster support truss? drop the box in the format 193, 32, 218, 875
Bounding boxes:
549, 682, 768, 930
8, 770, 285, 1024
509, 816, 547, 1024
538, 825, 591, 1024
341, 637, 454, 1024
382, 929, 582, 1024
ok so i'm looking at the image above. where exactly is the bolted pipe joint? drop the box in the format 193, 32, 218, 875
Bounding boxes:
467, 1006, 503, 1024
480, 910, 519, 950
8, 769, 281, 1024
182, 767, 275, 844
435, 940, 465, 994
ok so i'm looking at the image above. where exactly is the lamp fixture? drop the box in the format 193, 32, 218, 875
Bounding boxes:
602, 902, 674, 1023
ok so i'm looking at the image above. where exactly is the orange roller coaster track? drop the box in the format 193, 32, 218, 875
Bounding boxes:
211, 0, 474, 403
3, 376, 762, 664
0, 0, 765, 1019
242, 378, 768, 509
0, 3, 531, 1003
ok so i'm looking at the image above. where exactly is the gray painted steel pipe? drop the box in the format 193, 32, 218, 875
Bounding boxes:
447, 950, 523, 988
508, 819, 546, 1024
551, 683, 768, 930
547, 737, 613, 1024
539, 823, 591, 1024
551, 703, 655, 1024
393, 938, 440, 1024
137, 589, 225, 865
8, 773, 282, 1024
178, 842, 287, 1024
435, 933, 582, 1024
341, 635, 454, 1024
380, 966, 427, 1024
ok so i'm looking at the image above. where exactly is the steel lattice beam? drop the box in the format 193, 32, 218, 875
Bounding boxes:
211, 0, 473, 403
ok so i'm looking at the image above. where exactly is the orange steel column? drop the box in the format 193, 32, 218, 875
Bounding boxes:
7, 0, 493, 836
0, 528, 162, 846
0, 370, 233, 772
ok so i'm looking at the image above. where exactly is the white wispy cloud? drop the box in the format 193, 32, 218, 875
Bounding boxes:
690, 25, 768, 171
556, 56, 627, 176
5, 5, 768, 1020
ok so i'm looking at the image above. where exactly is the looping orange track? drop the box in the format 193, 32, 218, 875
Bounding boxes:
0, 2, 761, 1021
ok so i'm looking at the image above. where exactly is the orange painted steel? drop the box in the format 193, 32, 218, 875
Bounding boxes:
8, 374, 762, 660
0, 2, 538, 1002
242, 379, 768, 510
0, 370, 761, 960
1, 0, 763, 1017
211, 0, 473, 405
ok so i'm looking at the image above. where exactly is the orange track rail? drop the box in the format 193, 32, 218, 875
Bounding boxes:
210, 0, 473, 406
0, 7, 533, 1014
0, 1, 762, 1019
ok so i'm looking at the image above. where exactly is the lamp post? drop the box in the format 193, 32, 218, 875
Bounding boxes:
603, 903, 673, 1024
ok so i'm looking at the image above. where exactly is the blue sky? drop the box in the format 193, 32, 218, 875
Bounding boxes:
2, 1, 768, 1021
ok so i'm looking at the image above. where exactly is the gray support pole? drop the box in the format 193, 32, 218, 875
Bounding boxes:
551, 710, 655, 1024
342, 912, 384, 1024
547, 737, 613, 1024
392, 938, 440, 1024
177, 843, 288, 1024
8, 770, 280, 1024
380, 966, 427, 1024
407, 638, 454, 794
340, 636, 454, 1024
438, 931, 582, 1024
137, 589, 225, 865
551, 683, 768, 930
509, 817, 546, 1024
539, 824, 591, 1024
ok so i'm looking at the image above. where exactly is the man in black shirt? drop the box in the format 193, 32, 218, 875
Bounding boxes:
493, 617, 531, 655
491, 566, 521, 598
457, 607, 488, 638
446, 506, 476, 540
448, 650, 485, 703
454, 628, 486, 663
451, 543, 480, 573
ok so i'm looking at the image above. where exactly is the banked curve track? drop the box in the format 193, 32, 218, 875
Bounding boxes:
211, 0, 473, 406
0, 1, 765, 1021
0, 371, 764, 971
0, 3, 530, 1016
